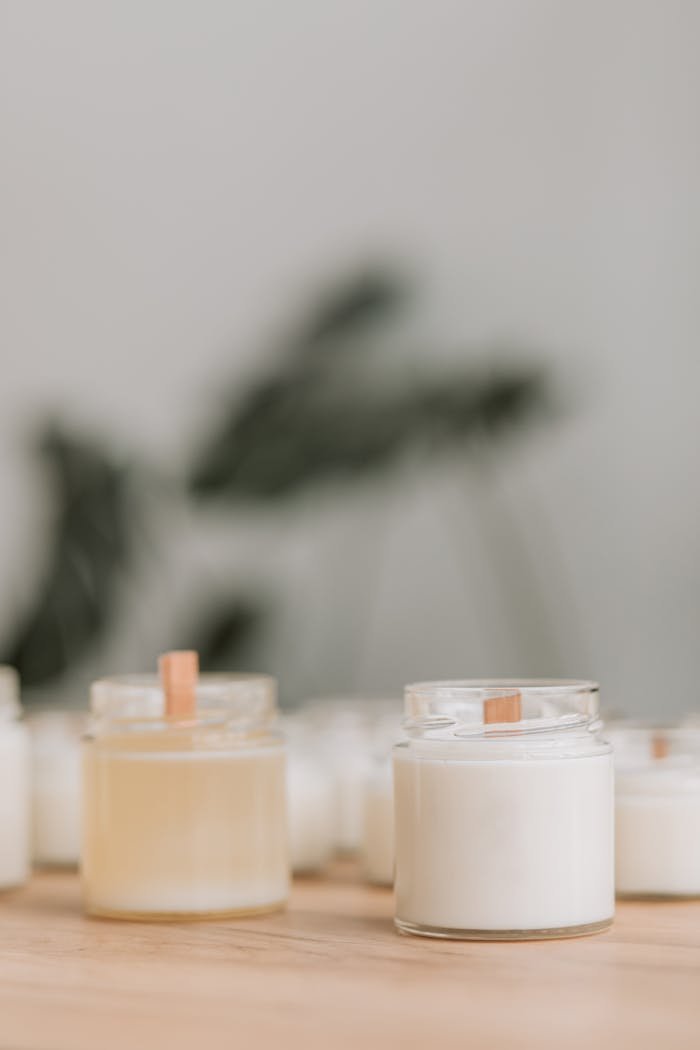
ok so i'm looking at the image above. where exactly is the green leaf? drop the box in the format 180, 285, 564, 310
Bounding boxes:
291, 269, 406, 357
1, 426, 133, 686
177, 598, 266, 671
190, 366, 551, 501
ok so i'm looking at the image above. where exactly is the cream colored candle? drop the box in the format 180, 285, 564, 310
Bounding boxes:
82, 658, 288, 920
609, 725, 700, 898
394, 680, 614, 940
0, 666, 30, 889
30, 710, 84, 866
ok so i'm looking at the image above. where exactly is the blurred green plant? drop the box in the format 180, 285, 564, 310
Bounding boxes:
176, 598, 266, 671
190, 269, 549, 500
1, 267, 554, 690
190, 369, 548, 500
2, 427, 132, 686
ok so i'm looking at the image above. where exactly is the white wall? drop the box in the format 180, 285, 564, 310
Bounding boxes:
1, 0, 699, 714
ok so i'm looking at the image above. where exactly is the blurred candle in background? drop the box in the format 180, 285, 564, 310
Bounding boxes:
82, 655, 288, 920
301, 697, 401, 857
29, 710, 84, 867
607, 724, 700, 898
361, 713, 402, 886
0, 666, 30, 889
362, 761, 394, 886
283, 713, 336, 875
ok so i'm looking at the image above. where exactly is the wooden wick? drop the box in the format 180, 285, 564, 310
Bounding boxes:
484, 691, 522, 724
651, 732, 669, 760
159, 650, 198, 718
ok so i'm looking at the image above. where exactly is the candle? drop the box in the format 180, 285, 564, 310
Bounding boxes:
361, 761, 394, 885
301, 698, 400, 855
29, 710, 84, 867
360, 712, 401, 885
608, 725, 700, 898
394, 680, 614, 939
286, 752, 336, 874
0, 666, 30, 889
283, 714, 335, 874
82, 654, 288, 919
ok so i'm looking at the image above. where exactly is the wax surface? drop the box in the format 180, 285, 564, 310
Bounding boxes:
394, 749, 614, 933
82, 733, 288, 917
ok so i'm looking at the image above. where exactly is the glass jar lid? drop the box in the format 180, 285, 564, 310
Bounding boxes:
91, 672, 276, 730
405, 679, 600, 738
607, 723, 700, 793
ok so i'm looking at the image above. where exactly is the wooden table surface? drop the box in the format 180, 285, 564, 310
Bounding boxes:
0, 864, 698, 1050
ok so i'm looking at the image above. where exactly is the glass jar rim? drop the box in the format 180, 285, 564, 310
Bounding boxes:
407, 678, 598, 698
90, 672, 276, 728
606, 722, 700, 763
404, 678, 600, 738
606, 721, 700, 735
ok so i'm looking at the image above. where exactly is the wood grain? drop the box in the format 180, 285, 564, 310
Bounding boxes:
0, 864, 698, 1050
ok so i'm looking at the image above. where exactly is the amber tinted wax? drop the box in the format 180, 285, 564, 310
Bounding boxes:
83, 731, 288, 919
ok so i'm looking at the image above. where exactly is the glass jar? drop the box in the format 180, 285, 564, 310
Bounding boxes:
394, 680, 614, 940
82, 672, 288, 920
607, 724, 700, 898
0, 666, 30, 889
29, 710, 85, 867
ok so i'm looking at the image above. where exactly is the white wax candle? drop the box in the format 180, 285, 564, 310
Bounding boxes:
394, 680, 614, 939
361, 763, 394, 886
287, 753, 335, 874
0, 667, 30, 889
395, 746, 614, 934
616, 771, 700, 897
610, 726, 700, 897
333, 757, 372, 853
300, 698, 401, 855
30, 711, 84, 866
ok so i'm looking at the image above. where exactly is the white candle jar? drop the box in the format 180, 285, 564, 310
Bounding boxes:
29, 710, 84, 867
609, 725, 700, 898
0, 666, 30, 889
82, 673, 288, 920
301, 698, 400, 855
361, 713, 402, 886
394, 680, 614, 940
285, 728, 336, 875
362, 759, 394, 886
